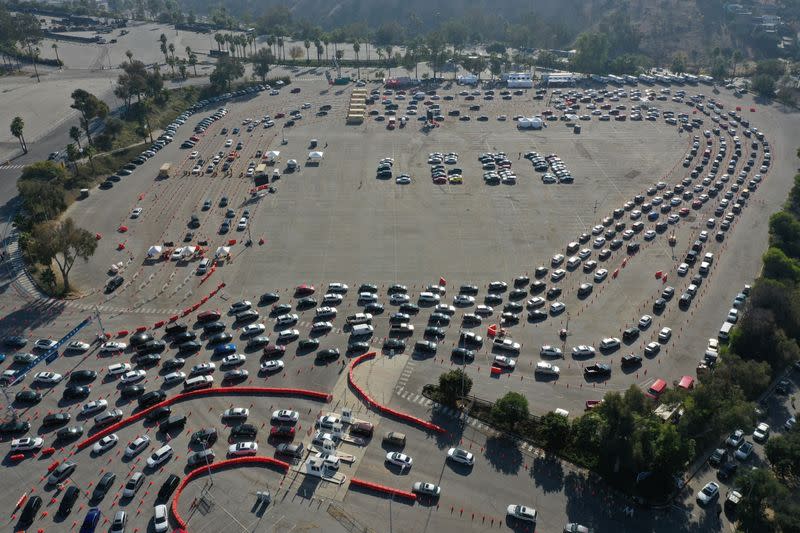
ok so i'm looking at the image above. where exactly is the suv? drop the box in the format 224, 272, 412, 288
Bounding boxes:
157, 474, 181, 502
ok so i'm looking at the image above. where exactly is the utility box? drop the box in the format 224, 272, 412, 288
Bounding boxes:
159, 163, 171, 178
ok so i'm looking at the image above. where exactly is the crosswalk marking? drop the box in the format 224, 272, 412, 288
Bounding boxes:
0, 164, 26, 170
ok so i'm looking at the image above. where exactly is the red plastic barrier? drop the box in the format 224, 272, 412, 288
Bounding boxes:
349, 353, 445, 433
95, 233, 102, 240
135, 326, 147, 333
490, 366, 502, 375
10, 454, 25, 461
181, 308, 192, 317
168, 315, 179, 322
153, 321, 165, 329
117, 242, 126, 250
41, 447, 55, 456
349, 478, 416, 501
46, 460, 60, 472
227, 239, 237, 246
116, 330, 129, 337
200, 297, 208, 304
170, 456, 289, 529
191, 303, 201, 311
118, 226, 128, 233
76, 387, 332, 450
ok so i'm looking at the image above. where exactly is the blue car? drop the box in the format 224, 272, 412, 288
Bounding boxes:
213, 343, 237, 356
79, 508, 101, 533
647, 211, 659, 221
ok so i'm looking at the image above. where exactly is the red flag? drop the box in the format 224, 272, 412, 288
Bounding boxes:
439, 277, 446, 286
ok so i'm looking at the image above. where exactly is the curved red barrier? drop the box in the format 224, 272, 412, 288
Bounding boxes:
181, 308, 192, 317
168, 315, 179, 322
135, 326, 147, 333
349, 477, 416, 501
153, 321, 165, 329
46, 460, 60, 472
10, 454, 25, 461
76, 387, 332, 450
349, 353, 445, 433
116, 330, 129, 337
170, 456, 289, 529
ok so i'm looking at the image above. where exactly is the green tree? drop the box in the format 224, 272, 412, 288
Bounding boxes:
29, 218, 97, 295
69, 125, 82, 151
736, 468, 788, 533
125, 49, 133, 64
188, 52, 197, 76
769, 211, 800, 258
51, 42, 60, 66
17, 179, 66, 222
209, 56, 244, 91
251, 48, 274, 82
763, 247, 800, 282
765, 427, 800, 479
10, 116, 27, 153
671, 53, 687, 75
436, 369, 472, 406
491, 392, 529, 431
82, 144, 96, 174
304, 39, 311, 62
40, 266, 57, 293
751, 74, 776, 98
20, 160, 67, 182
651, 423, 694, 477
353, 41, 360, 79
70, 89, 108, 146
571, 32, 610, 73
538, 411, 571, 452
65, 143, 80, 175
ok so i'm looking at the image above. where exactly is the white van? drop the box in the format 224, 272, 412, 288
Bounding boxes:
183, 374, 213, 391
146, 445, 173, 468
704, 252, 714, 264
350, 324, 374, 337
346, 313, 372, 325
699, 261, 710, 275
719, 321, 734, 341
197, 258, 211, 275
687, 284, 698, 297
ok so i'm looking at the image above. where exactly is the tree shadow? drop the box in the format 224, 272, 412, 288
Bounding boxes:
530, 454, 564, 493
483, 435, 522, 475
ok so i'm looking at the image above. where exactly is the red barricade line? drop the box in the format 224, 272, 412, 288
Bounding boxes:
170, 456, 289, 529
76, 387, 332, 450
349, 477, 417, 501
349, 352, 445, 434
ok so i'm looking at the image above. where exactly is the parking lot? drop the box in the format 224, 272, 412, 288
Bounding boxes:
1, 74, 798, 533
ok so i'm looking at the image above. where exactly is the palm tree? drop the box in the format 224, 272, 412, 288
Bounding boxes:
188, 53, 197, 76
239, 35, 248, 57
160, 42, 168, 63
385, 45, 393, 77
168, 42, 175, 61
267, 36, 275, 57
353, 41, 361, 79
31, 46, 40, 83
83, 144, 96, 174
125, 49, 133, 64
51, 43, 60, 67
10, 116, 27, 153
322, 36, 329, 60
167, 56, 175, 75
69, 125, 82, 151
277, 37, 285, 61
248, 34, 255, 55
304, 40, 311, 62
214, 33, 223, 51
315, 41, 323, 63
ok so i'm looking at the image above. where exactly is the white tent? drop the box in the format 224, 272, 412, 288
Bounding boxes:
215, 246, 231, 259
264, 150, 280, 162
181, 246, 197, 258
147, 245, 162, 258
308, 151, 324, 161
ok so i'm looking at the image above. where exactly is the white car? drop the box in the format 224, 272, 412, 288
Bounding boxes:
493, 355, 516, 368
475, 304, 494, 316
260, 360, 284, 373
435, 304, 456, 315
237, 217, 248, 230
11, 437, 44, 452
753, 422, 770, 443
154, 504, 170, 532
190, 362, 215, 375
310, 321, 333, 333
67, 341, 90, 352
507, 505, 538, 522
540, 345, 562, 358
386, 452, 413, 469
101, 342, 127, 353
328, 282, 349, 293
276, 313, 299, 325
229, 441, 258, 457
146, 445, 174, 468
494, 337, 520, 352
594, 269, 608, 282
82, 399, 108, 416
272, 409, 299, 423
224, 139, 233, 147
121, 370, 146, 384
92, 434, 119, 454
241, 323, 266, 336
34, 338, 57, 351
535, 361, 560, 376
189, 151, 199, 158
163, 371, 186, 385
658, 327, 672, 342
677, 263, 689, 276
726, 308, 739, 323
390, 293, 410, 305
550, 302, 566, 314
696, 482, 719, 505
124, 435, 151, 458
644, 342, 661, 356
131, 208, 143, 218
572, 345, 596, 358
638, 315, 653, 329
222, 407, 249, 419
396, 175, 411, 184
221, 353, 246, 367
447, 447, 474, 465
277, 329, 299, 342
599, 337, 620, 350
34, 371, 63, 384
454, 294, 475, 306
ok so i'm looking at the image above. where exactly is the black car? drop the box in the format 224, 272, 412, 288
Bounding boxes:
709, 447, 728, 467
203, 321, 226, 333
56, 425, 84, 441
459, 285, 479, 295
230, 423, 257, 439
120, 385, 145, 398
622, 328, 640, 342
163, 357, 186, 371
530, 281, 546, 293
387, 284, 407, 294
347, 341, 370, 354
145, 406, 172, 422
208, 332, 233, 345
452, 347, 475, 362
484, 294, 503, 305
92, 472, 116, 501
179, 340, 201, 353
157, 474, 181, 503
584, 363, 612, 377
136, 353, 161, 367
136, 340, 166, 354
317, 348, 340, 361
546, 287, 562, 300
19, 495, 42, 528
0, 419, 31, 434
415, 340, 437, 354
160, 414, 187, 432
15, 390, 42, 404
383, 338, 406, 351
399, 302, 420, 314
130, 332, 154, 347
138, 390, 166, 408
364, 302, 384, 314
173, 331, 197, 344
235, 309, 259, 323
3, 335, 28, 348
429, 313, 450, 325
503, 302, 523, 313
528, 309, 548, 321
42, 412, 72, 426
191, 427, 218, 445
246, 336, 270, 350
63, 385, 91, 400
653, 298, 667, 311
424, 326, 446, 339
259, 292, 280, 305
57, 486, 80, 517
164, 322, 189, 335
621, 353, 642, 367
105, 275, 124, 292
718, 461, 738, 481
271, 304, 292, 316
69, 370, 97, 382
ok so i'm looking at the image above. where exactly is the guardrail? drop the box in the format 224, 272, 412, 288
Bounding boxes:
76, 386, 332, 450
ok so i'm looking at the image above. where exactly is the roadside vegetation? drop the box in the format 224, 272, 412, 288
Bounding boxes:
426, 154, 800, 528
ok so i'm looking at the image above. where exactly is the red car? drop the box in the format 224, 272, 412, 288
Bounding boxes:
691, 200, 703, 209
679, 207, 690, 216
269, 425, 295, 439
432, 176, 446, 184
275, 112, 285, 119
585, 400, 603, 410
263, 344, 286, 357
295, 284, 315, 296
291, 87, 301, 93
197, 310, 220, 322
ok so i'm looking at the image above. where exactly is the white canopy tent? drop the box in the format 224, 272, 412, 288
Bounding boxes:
264, 150, 281, 162
147, 245, 163, 258
215, 246, 231, 259
308, 151, 324, 161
